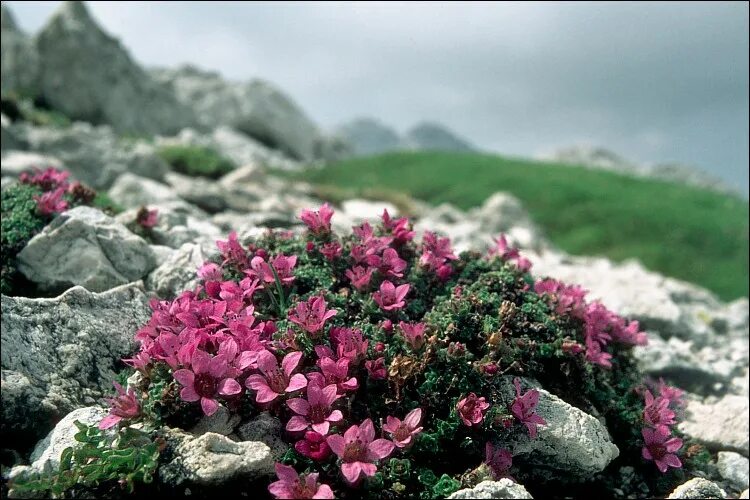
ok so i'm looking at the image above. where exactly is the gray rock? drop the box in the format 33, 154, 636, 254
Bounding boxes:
146, 241, 216, 298
1, 4, 40, 96
17, 122, 169, 189
679, 394, 749, 455
17, 206, 157, 293
717, 451, 749, 490
741, 489, 749, 499
218, 162, 266, 188
0, 150, 63, 177
156, 126, 300, 171
30, 407, 109, 473
336, 117, 403, 156
108, 173, 181, 208
404, 121, 475, 152
34, 1, 197, 136
0, 282, 150, 440
165, 171, 230, 213
667, 477, 726, 499
2, 113, 23, 151
160, 429, 273, 486
237, 412, 288, 460
190, 406, 241, 437
333, 199, 399, 233
501, 377, 619, 476
448, 479, 533, 499
153, 65, 320, 161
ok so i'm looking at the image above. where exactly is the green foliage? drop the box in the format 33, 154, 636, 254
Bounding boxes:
157, 145, 235, 179
0, 183, 46, 294
92, 192, 124, 215
296, 151, 749, 300
9, 422, 161, 497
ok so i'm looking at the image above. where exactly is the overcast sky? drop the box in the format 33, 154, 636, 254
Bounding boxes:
7, 1, 749, 192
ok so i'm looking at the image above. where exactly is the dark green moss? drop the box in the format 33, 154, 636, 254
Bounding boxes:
157, 145, 235, 179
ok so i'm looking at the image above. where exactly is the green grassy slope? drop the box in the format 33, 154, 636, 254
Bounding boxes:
297, 151, 749, 301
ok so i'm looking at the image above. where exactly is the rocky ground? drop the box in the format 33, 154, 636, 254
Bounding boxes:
1, 1, 748, 498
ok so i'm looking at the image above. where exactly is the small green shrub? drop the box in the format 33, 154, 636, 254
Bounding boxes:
9, 421, 161, 497
157, 145, 235, 179
92, 192, 124, 215
0, 183, 46, 294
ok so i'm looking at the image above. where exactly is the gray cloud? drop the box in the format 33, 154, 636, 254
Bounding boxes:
7, 1, 749, 191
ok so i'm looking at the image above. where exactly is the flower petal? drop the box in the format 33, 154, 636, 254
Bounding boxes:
98, 414, 122, 430
287, 398, 311, 416
217, 378, 242, 396
326, 434, 346, 458
286, 373, 308, 393
173, 369, 195, 387
282, 351, 303, 377
341, 462, 363, 485
404, 408, 422, 429
359, 419, 376, 443
191, 349, 211, 374
368, 438, 395, 460
201, 397, 219, 416
180, 386, 200, 402
286, 416, 310, 432
312, 421, 330, 435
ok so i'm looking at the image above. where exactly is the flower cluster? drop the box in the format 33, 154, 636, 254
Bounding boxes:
487, 234, 531, 272
640, 380, 684, 473
102, 200, 686, 498
535, 278, 648, 368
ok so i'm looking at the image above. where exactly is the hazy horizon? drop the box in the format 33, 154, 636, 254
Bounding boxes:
6, 1, 749, 193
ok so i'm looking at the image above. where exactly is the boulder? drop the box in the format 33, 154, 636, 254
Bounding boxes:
164, 171, 233, 213
667, 478, 726, 499
160, 429, 273, 486
17, 206, 157, 293
146, 241, 216, 299
0, 150, 63, 177
17, 122, 169, 189
34, 1, 197, 135
189, 406, 241, 437
448, 479, 533, 499
156, 126, 300, 171
108, 173, 181, 208
501, 377, 619, 476
115, 200, 220, 249
237, 412, 288, 461
679, 394, 749, 455
153, 65, 320, 161
717, 451, 749, 490
1, 5, 40, 96
0, 282, 150, 443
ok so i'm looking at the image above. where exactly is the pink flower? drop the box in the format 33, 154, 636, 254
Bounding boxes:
217, 231, 250, 269
246, 350, 308, 403
34, 187, 68, 215
320, 241, 343, 261
366, 248, 407, 278
99, 382, 140, 430
488, 234, 532, 271
399, 321, 426, 350
382, 408, 423, 448
456, 393, 490, 427
511, 378, 547, 438
585, 335, 613, 368
614, 319, 648, 346
381, 209, 415, 244
329, 327, 369, 365
173, 350, 242, 416
373, 281, 410, 311
288, 296, 338, 337
656, 378, 685, 408
20, 167, 70, 191
136, 207, 159, 229
346, 266, 375, 291
286, 383, 343, 435
271, 254, 298, 284
268, 463, 334, 499
642, 427, 683, 473
197, 262, 223, 282
300, 203, 334, 235
327, 419, 395, 486
365, 357, 386, 380
295, 431, 332, 461
485, 442, 513, 480
643, 390, 676, 432
310, 356, 359, 393
534, 279, 588, 319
